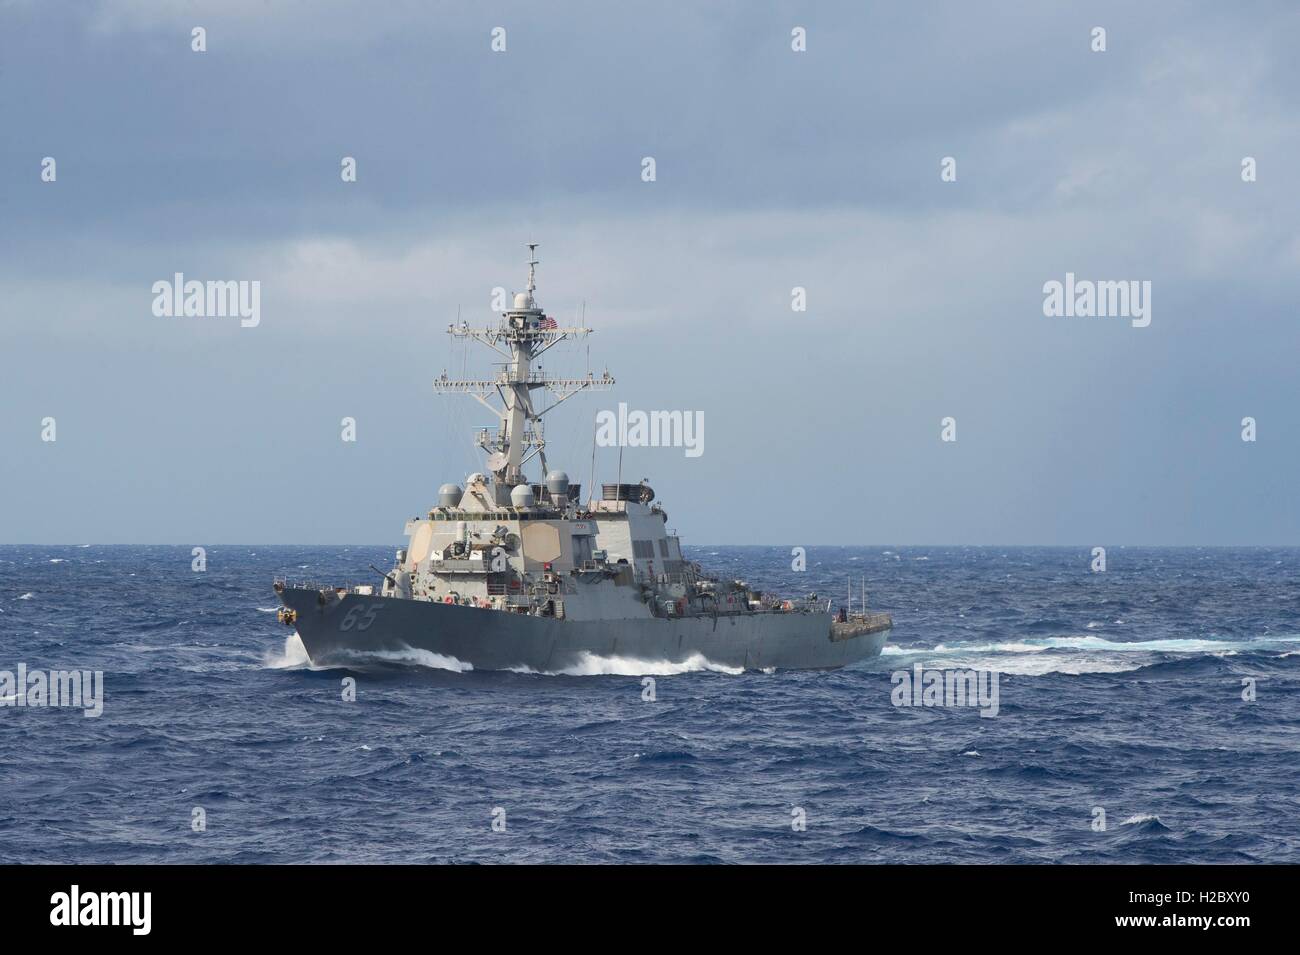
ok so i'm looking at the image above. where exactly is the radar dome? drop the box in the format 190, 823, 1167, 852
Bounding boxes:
510, 485, 535, 508
545, 471, 570, 496
513, 292, 530, 309
438, 483, 462, 508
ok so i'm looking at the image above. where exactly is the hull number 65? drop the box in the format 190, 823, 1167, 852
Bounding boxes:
339, 603, 381, 632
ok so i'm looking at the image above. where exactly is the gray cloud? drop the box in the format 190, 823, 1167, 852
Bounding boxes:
2, 2, 1298, 544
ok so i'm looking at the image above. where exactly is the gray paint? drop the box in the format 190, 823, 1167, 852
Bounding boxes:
277, 587, 889, 673
274, 249, 891, 670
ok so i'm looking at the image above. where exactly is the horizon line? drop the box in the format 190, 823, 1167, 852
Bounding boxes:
4, 542, 1300, 550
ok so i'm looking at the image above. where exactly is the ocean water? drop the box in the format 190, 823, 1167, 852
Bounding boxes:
1, 544, 1298, 864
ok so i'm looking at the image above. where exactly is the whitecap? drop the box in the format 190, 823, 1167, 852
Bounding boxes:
970, 656, 1142, 676
1119, 813, 1159, 826
893, 634, 1300, 658
879, 641, 1148, 675
1040, 635, 1291, 654
346, 646, 474, 673
517, 651, 743, 677
884, 641, 1042, 655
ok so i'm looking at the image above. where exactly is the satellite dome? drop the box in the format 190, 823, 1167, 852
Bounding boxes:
545, 471, 570, 496
438, 483, 462, 508
510, 485, 535, 508
513, 292, 530, 309
466, 472, 487, 486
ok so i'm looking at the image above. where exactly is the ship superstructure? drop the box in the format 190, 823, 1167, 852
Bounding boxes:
274, 247, 891, 671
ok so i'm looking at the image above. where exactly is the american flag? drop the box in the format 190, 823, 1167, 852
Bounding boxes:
538, 315, 557, 329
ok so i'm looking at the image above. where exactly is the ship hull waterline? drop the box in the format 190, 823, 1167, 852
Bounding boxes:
275, 588, 890, 673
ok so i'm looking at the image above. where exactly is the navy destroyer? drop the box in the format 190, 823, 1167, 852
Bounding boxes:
273, 247, 891, 671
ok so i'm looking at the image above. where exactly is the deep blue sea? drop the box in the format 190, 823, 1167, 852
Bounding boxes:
1, 545, 1297, 864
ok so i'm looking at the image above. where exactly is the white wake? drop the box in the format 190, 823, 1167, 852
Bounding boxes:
879, 633, 1300, 676
263, 634, 473, 673
512, 651, 744, 677
352, 647, 474, 673
263, 633, 316, 670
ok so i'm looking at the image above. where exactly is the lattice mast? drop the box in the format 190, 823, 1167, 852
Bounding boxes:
434, 244, 614, 487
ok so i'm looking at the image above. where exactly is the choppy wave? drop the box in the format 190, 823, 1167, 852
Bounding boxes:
5, 543, 1300, 864
887, 635, 1299, 655
878, 633, 1300, 675
262, 635, 474, 673
1120, 813, 1161, 827
352, 646, 474, 673
513, 651, 744, 677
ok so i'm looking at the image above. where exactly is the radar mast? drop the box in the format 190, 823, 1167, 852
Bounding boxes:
434, 245, 614, 489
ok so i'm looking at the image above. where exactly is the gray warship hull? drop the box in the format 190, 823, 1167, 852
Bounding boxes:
276, 587, 890, 673
271, 248, 895, 673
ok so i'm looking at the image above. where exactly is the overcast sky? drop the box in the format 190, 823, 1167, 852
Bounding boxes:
3, 1, 1299, 545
